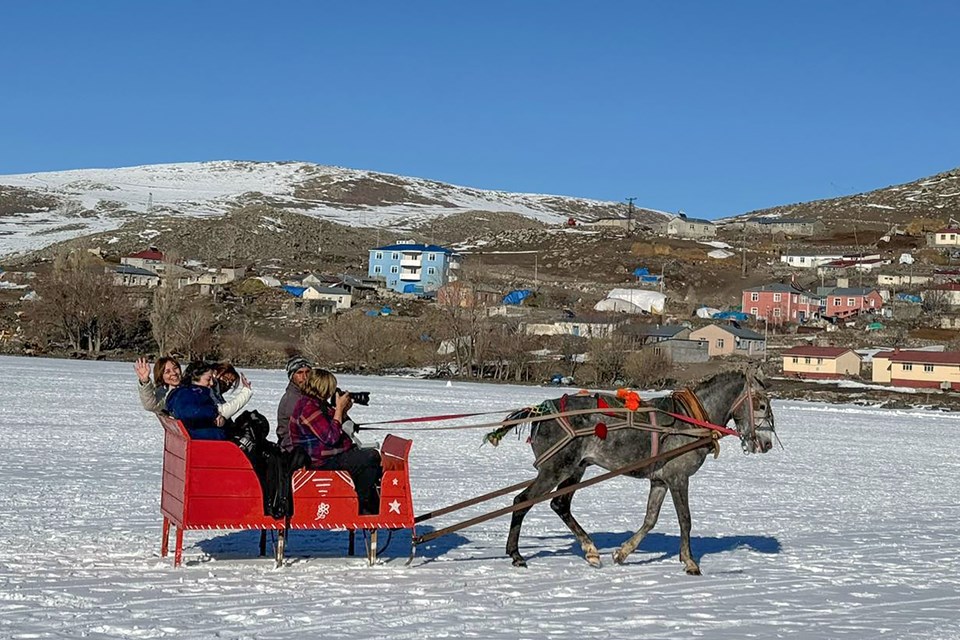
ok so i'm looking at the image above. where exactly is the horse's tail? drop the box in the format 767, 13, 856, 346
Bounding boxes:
483, 407, 533, 447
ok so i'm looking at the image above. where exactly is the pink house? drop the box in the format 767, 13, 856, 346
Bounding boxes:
742, 283, 821, 324
822, 287, 883, 319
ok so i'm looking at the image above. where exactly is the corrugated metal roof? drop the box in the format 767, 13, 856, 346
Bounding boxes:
887, 350, 960, 365
782, 345, 856, 358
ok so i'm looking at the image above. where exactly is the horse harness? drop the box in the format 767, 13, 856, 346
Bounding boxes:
531, 389, 718, 468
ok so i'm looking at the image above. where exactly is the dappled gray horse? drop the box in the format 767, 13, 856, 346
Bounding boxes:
505, 369, 775, 573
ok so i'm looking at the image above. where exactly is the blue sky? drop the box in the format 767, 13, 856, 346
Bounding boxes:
2, 1, 958, 217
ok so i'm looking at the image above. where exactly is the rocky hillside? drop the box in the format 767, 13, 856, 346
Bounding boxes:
0, 161, 667, 259
725, 167, 960, 231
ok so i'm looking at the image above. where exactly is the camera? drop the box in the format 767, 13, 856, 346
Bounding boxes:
336, 388, 370, 406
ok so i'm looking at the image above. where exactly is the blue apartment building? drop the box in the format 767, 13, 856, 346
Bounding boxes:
367, 242, 461, 294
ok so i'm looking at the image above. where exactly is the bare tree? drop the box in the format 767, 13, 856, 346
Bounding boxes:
169, 302, 215, 360
31, 250, 131, 355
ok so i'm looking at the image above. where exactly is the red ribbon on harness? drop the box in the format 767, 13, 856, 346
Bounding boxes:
664, 411, 739, 437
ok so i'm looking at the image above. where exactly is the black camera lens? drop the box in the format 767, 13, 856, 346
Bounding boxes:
349, 391, 370, 406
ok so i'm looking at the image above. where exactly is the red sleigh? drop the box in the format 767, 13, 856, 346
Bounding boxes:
158, 415, 414, 566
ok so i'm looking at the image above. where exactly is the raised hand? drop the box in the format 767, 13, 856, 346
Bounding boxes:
134, 357, 151, 384
240, 373, 252, 389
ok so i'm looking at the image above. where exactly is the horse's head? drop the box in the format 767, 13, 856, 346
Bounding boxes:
729, 366, 776, 454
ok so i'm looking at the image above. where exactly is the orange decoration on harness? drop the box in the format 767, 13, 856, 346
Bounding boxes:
616, 388, 641, 411
594, 422, 608, 440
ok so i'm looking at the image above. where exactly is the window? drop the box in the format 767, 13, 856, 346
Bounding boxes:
799, 257, 806, 263
903, 363, 913, 371
390, 266, 399, 274
654, 346, 663, 356
750, 307, 758, 316
373, 265, 382, 274
792, 295, 799, 303
427, 253, 436, 261
391, 252, 399, 260
924, 364, 934, 372
375, 251, 383, 260
750, 292, 759, 302
817, 358, 823, 364
792, 357, 798, 364
716, 339, 725, 349
869, 299, 875, 307
847, 298, 855, 306
427, 267, 436, 275
773, 308, 781, 317
773, 293, 782, 302
804, 357, 811, 364
833, 298, 841, 306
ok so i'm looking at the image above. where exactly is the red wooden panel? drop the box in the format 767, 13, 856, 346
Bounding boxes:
161, 491, 184, 518
185, 496, 278, 527
188, 468, 263, 498
163, 455, 186, 484
381, 435, 412, 471
190, 442, 251, 469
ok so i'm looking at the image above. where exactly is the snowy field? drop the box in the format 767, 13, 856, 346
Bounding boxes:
1, 355, 959, 639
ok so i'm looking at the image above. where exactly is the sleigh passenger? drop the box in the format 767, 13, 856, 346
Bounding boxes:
210, 362, 254, 420
289, 369, 382, 515
134, 356, 182, 414
166, 362, 228, 440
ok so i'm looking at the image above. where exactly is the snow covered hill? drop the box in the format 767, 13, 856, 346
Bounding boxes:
0, 161, 667, 257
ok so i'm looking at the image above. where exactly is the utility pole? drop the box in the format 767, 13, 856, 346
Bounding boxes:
625, 197, 636, 232
740, 222, 748, 278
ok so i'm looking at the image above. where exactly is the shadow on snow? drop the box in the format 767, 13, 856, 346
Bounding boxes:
192, 525, 470, 565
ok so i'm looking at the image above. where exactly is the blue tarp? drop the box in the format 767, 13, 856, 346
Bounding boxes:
502, 289, 533, 305
282, 285, 307, 297
365, 310, 379, 316
896, 293, 922, 303
713, 310, 751, 321
381, 306, 392, 315
633, 267, 662, 283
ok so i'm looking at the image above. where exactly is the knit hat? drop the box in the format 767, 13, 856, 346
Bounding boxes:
285, 355, 314, 379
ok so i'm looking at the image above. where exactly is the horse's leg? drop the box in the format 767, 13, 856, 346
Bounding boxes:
549, 465, 601, 567
669, 477, 701, 575
613, 479, 667, 564
506, 470, 561, 568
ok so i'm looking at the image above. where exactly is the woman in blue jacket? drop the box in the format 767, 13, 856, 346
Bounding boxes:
166, 362, 227, 440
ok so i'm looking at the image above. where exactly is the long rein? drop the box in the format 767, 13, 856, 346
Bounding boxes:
356, 402, 740, 439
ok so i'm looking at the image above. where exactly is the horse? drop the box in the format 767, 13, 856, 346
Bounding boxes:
502, 367, 776, 573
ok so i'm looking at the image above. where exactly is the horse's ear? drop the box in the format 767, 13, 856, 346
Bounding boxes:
752, 363, 768, 387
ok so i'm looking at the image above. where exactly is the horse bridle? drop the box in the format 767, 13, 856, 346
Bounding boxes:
728, 373, 777, 453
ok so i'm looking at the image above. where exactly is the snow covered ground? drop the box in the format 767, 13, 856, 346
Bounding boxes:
1, 355, 959, 639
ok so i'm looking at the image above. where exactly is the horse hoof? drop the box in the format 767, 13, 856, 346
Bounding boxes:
586, 554, 602, 568
512, 557, 528, 568
685, 566, 702, 576
612, 550, 627, 565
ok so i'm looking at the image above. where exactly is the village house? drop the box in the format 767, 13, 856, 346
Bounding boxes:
110, 265, 160, 288
121, 248, 168, 273
742, 283, 822, 324
782, 345, 861, 379
921, 283, 960, 307
367, 242, 461, 295
872, 350, 960, 390
523, 315, 624, 338
876, 271, 932, 287
641, 338, 709, 364
436, 281, 502, 308
779, 249, 846, 268
655, 213, 717, 239
928, 227, 960, 247
282, 285, 352, 310
689, 324, 766, 358
822, 287, 883, 319
638, 324, 691, 344
739, 218, 824, 236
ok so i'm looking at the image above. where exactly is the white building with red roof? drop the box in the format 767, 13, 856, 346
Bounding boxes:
872, 349, 960, 389
782, 345, 861, 379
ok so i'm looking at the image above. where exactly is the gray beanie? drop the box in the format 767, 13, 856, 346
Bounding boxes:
285, 356, 314, 379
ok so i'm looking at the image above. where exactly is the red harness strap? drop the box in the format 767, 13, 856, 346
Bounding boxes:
663, 411, 738, 437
